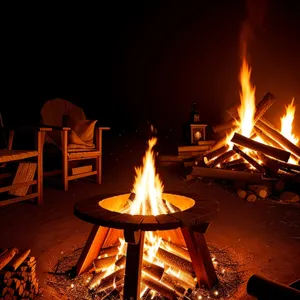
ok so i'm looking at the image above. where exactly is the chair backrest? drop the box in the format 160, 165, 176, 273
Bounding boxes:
41, 98, 86, 147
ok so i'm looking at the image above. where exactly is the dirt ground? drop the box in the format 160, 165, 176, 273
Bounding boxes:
0, 133, 300, 299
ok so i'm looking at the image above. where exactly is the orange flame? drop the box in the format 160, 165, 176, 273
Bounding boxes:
237, 58, 256, 138
280, 98, 299, 145
130, 137, 166, 216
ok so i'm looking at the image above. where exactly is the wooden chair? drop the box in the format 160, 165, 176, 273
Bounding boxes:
41, 99, 110, 191
0, 126, 49, 207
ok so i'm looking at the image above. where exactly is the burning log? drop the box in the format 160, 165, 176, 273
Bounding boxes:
231, 132, 291, 162
155, 248, 194, 275
89, 271, 107, 289
98, 245, 120, 259
256, 120, 300, 159
161, 272, 188, 295
142, 260, 164, 281
100, 282, 123, 300
202, 145, 230, 164
232, 145, 265, 173
142, 274, 177, 300
253, 92, 276, 123
212, 120, 236, 133
161, 240, 191, 261
226, 162, 250, 171
208, 150, 236, 168
277, 161, 300, 172
94, 255, 117, 271
162, 200, 181, 213
191, 167, 264, 183
115, 255, 126, 268
209, 131, 237, 152
96, 268, 125, 292
221, 158, 245, 168
256, 152, 280, 175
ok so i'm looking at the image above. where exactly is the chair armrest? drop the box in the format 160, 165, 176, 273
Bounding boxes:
8, 125, 52, 132
40, 124, 70, 131
97, 127, 110, 131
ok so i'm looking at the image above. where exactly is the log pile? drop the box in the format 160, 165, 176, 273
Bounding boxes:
85, 238, 198, 299
0, 248, 39, 300
185, 92, 300, 204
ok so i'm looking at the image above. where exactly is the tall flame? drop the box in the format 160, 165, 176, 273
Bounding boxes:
130, 137, 166, 216
237, 58, 256, 138
280, 98, 299, 145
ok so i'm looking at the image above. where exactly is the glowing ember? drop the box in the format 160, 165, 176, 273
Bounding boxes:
237, 58, 256, 138
280, 98, 299, 146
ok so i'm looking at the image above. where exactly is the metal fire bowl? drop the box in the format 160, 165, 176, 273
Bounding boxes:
74, 192, 219, 231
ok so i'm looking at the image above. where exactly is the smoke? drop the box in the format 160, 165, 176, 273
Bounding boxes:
239, 0, 268, 58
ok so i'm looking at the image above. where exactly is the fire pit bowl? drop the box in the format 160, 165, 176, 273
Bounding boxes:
74, 192, 218, 231
74, 192, 219, 300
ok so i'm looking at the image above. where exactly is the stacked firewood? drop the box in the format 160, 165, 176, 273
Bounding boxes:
85, 239, 197, 299
0, 248, 39, 300
186, 92, 300, 203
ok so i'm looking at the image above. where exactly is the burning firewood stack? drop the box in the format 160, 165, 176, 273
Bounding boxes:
84, 237, 201, 299
0, 248, 39, 299
186, 91, 300, 204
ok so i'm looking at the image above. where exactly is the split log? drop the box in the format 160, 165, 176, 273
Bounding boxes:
277, 161, 300, 172
280, 191, 299, 203
120, 192, 136, 212
260, 117, 279, 131
5, 249, 31, 272
209, 130, 237, 152
221, 158, 245, 168
142, 260, 164, 281
256, 120, 300, 158
248, 184, 272, 198
237, 189, 247, 199
0, 248, 18, 271
100, 283, 123, 300
89, 271, 107, 289
231, 132, 291, 162
246, 192, 257, 202
202, 145, 230, 164
212, 120, 236, 133
226, 162, 250, 171
247, 274, 300, 299
256, 152, 280, 175
155, 248, 194, 275
98, 245, 120, 259
115, 255, 126, 268
232, 145, 265, 173
93, 255, 117, 271
161, 240, 191, 261
161, 272, 187, 295
96, 268, 125, 292
191, 167, 264, 183
142, 274, 177, 300
208, 150, 236, 168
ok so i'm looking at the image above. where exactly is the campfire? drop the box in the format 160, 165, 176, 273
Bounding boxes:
73, 137, 220, 299
188, 55, 300, 204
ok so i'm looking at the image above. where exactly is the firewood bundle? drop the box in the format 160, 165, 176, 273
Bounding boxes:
186, 92, 300, 203
85, 239, 197, 299
0, 248, 39, 300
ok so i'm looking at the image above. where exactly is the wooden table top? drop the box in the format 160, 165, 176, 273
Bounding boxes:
74, 192, 219, 231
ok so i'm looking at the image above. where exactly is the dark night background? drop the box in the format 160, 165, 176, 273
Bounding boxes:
1, 0, 300, 143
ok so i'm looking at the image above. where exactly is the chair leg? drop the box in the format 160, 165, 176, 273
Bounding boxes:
37, 131, 45, 204
96, 129, 103, 184
61, 130, 69, 191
